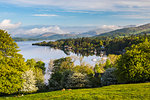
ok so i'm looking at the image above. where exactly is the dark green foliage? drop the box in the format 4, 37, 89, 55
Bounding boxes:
61, 70, 74, 88
116, 39, 150, 83
33, 34, 150, 55
105, 36, 143, 54
101, 68, 117, 86
104, 59, 112, 69
49, 57, 74, 90
49, 71, 63, 90
35, 61, 46, 74
33, 37, 104, 56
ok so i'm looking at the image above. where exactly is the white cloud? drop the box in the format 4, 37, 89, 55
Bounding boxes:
2, 0, 150, 21
1, 0, 150, 12
101, 25, 121, 30
0, 19, 21, 30
33, 14, 58, 17
119, 15, 150, 19
25, 26, 66, 35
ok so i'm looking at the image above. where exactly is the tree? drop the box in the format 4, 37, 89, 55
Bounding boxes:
48, 71, 63, 90
52, 57, 74, 72
104, 59, 112, 69
101, 68, 117, 86
116, 39, 150, 83
48, 57, 93, 90
74, 64, 94, 76
0, 30, 19, 57
21, 69, 38, 93
26, 59, 45, 91
0, 30, 28, 94
33, 67, 45, 90
65, 72, 91, 89
94, 64, 103, 73
107, 54, 119, 65
26, 59, 36, 68
35, 61, 46, 74
48, 57, 74, 90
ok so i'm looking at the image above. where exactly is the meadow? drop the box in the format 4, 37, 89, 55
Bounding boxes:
1, 82, 150, 100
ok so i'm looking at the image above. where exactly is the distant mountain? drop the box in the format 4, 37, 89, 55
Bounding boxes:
96, 23, 150, 37
37, 33, 82, 40
80, 28, 116, 37
78, 25, 137, 37
36, 32, 57, 38
34, 27, 117, 40
13, 24, 147, 40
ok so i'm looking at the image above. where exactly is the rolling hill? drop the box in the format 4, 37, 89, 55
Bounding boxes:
96, 23, 150, 37
13, 23, 150, 41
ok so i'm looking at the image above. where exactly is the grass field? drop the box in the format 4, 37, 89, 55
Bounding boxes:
0, 82, 150, 100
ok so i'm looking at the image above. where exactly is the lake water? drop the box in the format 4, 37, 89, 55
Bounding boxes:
17, 40, 102, 83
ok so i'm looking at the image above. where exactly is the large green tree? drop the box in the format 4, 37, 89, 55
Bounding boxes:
116, 39, 150, 83
0, 30, 28, 94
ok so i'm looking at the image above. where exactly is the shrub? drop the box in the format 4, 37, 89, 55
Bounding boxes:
48, 71, 63, 90
33, 67, 45, 90
65, 72, 91, 88
21, 69, 38, 93
26, 59, 45, 91
48, 57, 93, 90
101, 68, 117, 86
35, 61, 46, 74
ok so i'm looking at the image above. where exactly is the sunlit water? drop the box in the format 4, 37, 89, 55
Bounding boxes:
17, 41, 102, 83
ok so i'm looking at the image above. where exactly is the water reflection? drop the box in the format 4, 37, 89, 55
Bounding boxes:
62, 48, 106, 57
17, 41, 107, 83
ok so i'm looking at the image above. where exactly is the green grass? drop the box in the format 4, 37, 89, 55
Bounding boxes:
1, 82, 150, 100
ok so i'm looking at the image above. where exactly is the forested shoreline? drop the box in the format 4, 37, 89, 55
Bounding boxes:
33, 34, 148, 55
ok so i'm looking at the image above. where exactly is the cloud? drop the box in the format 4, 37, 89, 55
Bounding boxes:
0, 20, 66, 36
113, 12, 150, 19
33, 14, 58, 17
25, 26, 66, 35
1, 0, 150, 12
101, 25, 121, 30
0, 19, 21, 30
2, 0, 150, 22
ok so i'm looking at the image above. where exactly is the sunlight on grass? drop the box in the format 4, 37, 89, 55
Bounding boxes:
1, 82, 150, 100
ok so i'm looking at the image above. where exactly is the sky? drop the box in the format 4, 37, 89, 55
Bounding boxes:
0, 0, 150, 36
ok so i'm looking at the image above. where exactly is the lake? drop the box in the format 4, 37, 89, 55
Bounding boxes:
17, 40, 103, 83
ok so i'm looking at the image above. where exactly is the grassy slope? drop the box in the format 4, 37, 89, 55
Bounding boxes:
1, 83, 150, 100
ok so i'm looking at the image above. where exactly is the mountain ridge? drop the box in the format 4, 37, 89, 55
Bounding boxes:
96, 23, 150, 37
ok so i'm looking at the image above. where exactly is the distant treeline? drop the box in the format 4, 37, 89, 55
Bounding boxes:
32, 34, 149, 55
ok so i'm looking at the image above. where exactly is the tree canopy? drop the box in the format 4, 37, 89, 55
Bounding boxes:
116, 38, 150, 83
0, 30, 28, 94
